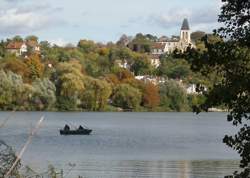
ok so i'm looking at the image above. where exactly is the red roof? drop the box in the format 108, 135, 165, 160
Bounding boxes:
152, 42, 166, 50
6, 41, 25, 49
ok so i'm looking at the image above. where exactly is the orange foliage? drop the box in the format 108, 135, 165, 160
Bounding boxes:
4, 59, 30, 82
25, 54, 44, 80
143, 82, 160, 109
104, 74, 119, 85
98, 47, 109, 56
116, 69, 134, 82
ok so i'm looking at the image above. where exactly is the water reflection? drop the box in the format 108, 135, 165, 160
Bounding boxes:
63, 160, 239, 178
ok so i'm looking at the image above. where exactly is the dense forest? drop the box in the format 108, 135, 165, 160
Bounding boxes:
0, 32, 216, 111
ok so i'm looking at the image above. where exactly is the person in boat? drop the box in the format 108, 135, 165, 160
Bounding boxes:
64, 124, 70, 131
78, 125, 84, 130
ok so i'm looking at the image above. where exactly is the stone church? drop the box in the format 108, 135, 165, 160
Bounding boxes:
151, 18, 195, 55
149, 18, 195, 68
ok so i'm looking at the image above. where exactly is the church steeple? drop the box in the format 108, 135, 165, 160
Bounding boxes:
181, 18, 190, 30
180, 18, 191, 44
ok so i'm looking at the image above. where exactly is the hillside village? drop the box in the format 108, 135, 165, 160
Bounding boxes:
0, 18, 213, 112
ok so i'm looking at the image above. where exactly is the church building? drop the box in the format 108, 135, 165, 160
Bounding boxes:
151, 18, 195, 55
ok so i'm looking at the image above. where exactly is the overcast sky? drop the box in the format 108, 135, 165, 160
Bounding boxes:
0, 0, 222, 45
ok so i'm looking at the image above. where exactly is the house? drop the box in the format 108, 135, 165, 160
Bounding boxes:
151, 18, 195, 55
6, 40, 40, 56
135, 75, 166, 85
6, 41, 27, 56
150, 54, 161, 68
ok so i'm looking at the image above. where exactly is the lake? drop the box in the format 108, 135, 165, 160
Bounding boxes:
0, 112, 241, 178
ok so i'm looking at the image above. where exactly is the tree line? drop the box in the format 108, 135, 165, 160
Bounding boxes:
0, 32, 211, 112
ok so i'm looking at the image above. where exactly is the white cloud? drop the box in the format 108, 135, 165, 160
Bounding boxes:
49, 38, 68, 47
148, 5, 220, 33
0, 2, 65, 35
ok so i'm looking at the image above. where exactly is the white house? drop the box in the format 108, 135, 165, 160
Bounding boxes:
6, 40, 40, 56
6, 42, 27, 56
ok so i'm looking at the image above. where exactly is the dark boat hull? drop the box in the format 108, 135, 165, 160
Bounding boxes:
60, 129, 92, 135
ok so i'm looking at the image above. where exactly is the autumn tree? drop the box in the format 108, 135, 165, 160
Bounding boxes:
25, 54, 44, 80
142, 82, 160, 109
3, 59, 30, 82
187, 0, 250, 176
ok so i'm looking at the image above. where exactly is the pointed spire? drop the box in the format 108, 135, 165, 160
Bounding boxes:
181, 18, 190, 30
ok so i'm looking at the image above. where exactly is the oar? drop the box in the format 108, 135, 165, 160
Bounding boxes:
4, 116, 45, 178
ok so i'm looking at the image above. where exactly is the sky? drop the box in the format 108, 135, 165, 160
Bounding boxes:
0, 0, 222, 45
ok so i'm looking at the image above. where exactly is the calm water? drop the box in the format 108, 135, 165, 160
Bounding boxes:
0, 112, 241, 178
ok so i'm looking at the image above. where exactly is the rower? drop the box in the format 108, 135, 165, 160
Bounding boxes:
64, 124, 70, 131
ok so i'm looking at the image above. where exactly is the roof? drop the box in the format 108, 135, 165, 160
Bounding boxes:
181, 18, 190, 30
152, 42, 166, 50
6, 41, 26, 49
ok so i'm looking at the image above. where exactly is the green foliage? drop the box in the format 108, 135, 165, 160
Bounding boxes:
0, 70, 32, 110
112, 84, 142, 110
131, 54, 153, 75
128, 33, 153, 53
0, 32, 206, 112
159, 80, 189, 111
55, 61, 85, 110
158, 56, 191, 80
187, 0, 250, 176
77, 40, 97, 53
32, 78, 56, 110
12, 35, 23, 42
81, 76, 112, 111
25, 35, 38, 42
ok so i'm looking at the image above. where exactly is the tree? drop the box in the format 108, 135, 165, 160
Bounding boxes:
55, 61, 85, 110
77, 40, 97, 53
187, 0, 250, 176
128, 33, 153, 53
158, 56, 191, 80
130, 54, 153, 75
25, 35, 38, 42
217, 0, 250, 46
12, 35, 23, 42
191, 31, 206, 42
32, 78, 56, 110
116, 34, 132, 46
81, 76, 112, 111
3, 59, 30, 82
112, 84, 142, 110
0, 40, 6, 58
0, 70, 33, 110
25, 54, 44, 80
159, 80, 189, 111
142, 82, 160, 109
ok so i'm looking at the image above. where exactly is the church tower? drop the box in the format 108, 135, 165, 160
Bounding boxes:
180, 18, 191, 44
